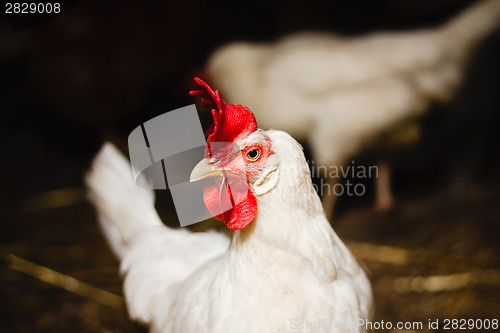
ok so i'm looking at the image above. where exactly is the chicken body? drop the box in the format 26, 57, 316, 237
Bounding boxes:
86, 130, 372, 332
207, 0, 500, 212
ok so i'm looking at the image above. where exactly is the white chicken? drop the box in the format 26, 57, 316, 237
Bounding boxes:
86, 78, 372, 332
206, 0, 500, 214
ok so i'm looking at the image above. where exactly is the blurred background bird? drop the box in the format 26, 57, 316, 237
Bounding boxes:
205, 0, 500, 217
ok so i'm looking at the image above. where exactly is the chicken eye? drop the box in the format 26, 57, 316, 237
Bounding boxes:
246, 148, 260, 161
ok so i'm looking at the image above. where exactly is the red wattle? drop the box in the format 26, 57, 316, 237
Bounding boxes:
203, 175, 257, 230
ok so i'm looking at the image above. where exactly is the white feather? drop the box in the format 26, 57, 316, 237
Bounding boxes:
86, 133, 372, 332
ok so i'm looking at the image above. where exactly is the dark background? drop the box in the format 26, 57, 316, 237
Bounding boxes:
1, 0, 499, 332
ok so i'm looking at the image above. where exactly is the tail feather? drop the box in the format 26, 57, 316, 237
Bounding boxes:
442, 0, 500, 53
85, 142, 162, 259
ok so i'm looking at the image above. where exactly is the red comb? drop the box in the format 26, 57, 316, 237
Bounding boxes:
189, 77, 257, 145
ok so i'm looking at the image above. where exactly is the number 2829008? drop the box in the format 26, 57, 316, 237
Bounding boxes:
442, 318, 498, 330
5, 3, 61, 14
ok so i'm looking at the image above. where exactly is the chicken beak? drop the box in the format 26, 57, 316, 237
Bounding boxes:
190, 158, 227, 182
